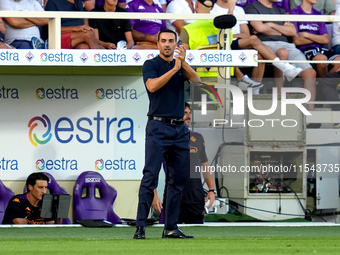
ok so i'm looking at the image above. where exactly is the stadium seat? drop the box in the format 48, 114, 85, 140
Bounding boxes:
0, 180, 15, 224
73, 171, 121, 224
23, 172, 71, 224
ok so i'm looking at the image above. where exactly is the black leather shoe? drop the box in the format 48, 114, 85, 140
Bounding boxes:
162, 228, 194, 239
133, 226, 145, 239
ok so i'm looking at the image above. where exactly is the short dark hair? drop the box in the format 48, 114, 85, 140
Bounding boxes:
158, 29, 177, 42
185, 102, 191, 110
26, 172, 49, 192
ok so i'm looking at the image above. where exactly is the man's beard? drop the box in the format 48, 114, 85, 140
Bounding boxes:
162, 47, 173, 57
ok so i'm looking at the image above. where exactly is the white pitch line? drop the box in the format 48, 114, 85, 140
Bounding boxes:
1, 222, 339, 228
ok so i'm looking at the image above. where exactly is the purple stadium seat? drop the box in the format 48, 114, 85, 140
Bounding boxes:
23, 172, 71, 224
0, 180, 15, 224
73, 171, 121, 224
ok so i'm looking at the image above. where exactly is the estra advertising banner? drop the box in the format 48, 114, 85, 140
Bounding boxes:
0, 75, 147, 180
0, 49, 258, 67
0, 49, 258, 181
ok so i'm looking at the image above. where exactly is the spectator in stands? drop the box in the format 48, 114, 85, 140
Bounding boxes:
0, 17, 5, 38
89, 0, 134, 49
273, 0, 290, 13
157, 0, 168, 11
177, 0, 262, 91
84, 0, 168, 12
237, 0, 290, 12
166, 0, 195, 36
180, 0, 215, 50
289, 0, 335, 14
332, 2, 340, 53
84, 0, 127, 10
45, 0, 104, 49
210, 0, 302, 89
126, 0, 166, 49
245, 0, 316, 110
2, 173, 58, 224
236, 0, 256, 8
0, 17, 10, 49
35, 0, 46, 7
211, 0, 264, 90
0, 0, 48, 49
238, 0, 291, 12
291, 0, 340, 77
84, 0, 96, 10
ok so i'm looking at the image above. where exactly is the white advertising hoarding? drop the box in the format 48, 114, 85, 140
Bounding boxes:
0, 75, 148, 180
0, 49, 258, 67
0, 49, 257, 180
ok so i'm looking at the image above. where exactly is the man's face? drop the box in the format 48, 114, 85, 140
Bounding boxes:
28, 180, 48, 201
195, 1, 212, 13
105, 0, 118, 6
158, 32, 177, 58
306, 0, 317, 5
184, 106, 191, 127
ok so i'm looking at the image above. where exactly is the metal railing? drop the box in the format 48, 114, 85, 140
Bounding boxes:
0, 11, 339, 50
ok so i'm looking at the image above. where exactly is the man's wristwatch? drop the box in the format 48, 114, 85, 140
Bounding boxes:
208, 189, 216, 194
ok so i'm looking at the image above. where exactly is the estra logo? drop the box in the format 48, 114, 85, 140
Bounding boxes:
93, 53, 127, 63
96, 88, 105, 100
28, 111, 136, 147
0, 86, 19, 99
36, 87, 79, 100
40, 52, 74, 63
35, 158, 78, 171
94, 158, 136, 171
36, 159, 45, 170
28, 114, 52, 146
197, 52, 232, 63
95, 159, 104, 171
95, 87, 137, 100
0, 157, 19, 170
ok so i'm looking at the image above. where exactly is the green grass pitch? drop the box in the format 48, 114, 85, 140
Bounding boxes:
0, 226, 339, 255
